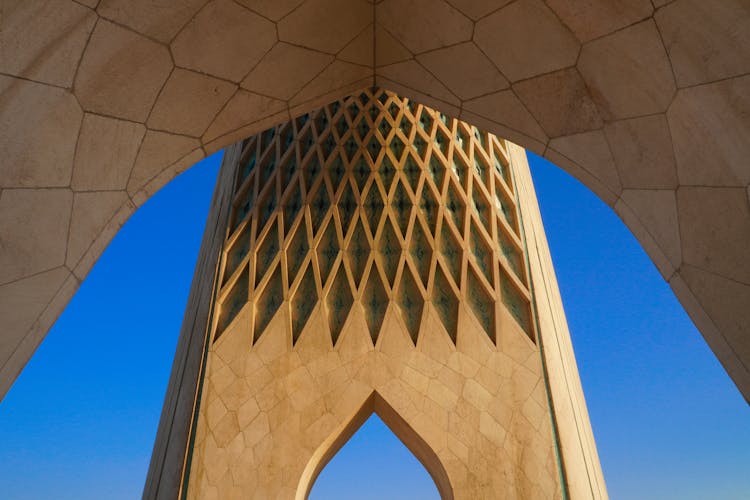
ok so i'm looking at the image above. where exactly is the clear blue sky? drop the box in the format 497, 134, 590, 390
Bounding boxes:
0, 149, 747, 499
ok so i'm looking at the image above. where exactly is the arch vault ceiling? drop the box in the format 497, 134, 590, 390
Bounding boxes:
0, 0, 748, 402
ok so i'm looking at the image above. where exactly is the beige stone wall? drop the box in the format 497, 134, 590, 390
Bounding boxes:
187, 279, 561, 499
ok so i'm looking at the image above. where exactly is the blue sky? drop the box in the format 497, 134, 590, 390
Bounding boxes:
0, 149, 747, 499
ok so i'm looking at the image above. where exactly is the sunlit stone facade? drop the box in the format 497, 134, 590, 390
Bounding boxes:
153, 88, 604, 499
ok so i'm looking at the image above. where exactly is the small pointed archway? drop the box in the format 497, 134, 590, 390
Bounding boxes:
308, 414, 440, 499
296, 391, 453, 500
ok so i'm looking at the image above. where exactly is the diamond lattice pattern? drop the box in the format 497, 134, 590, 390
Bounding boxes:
215, 88, 534, 347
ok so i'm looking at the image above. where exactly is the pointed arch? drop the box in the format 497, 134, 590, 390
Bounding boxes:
296, 391, 453, 500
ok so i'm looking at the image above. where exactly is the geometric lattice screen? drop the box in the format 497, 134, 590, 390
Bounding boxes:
215, 87, 534, 347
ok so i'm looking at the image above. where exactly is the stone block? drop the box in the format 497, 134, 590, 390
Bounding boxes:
148, 69, 236, 138
578, 20, 675, 120
376, 0, 472, 54
374, 24, 412, 67
171, 0, 276, 82
65, 191, 130, 272
547, 0, 652, 42
127, 130, 202, 196
604, 114, 677, 189
547, 130, 621, 204
242, 43, 333, 101
668, 75, 750, 186
75, 20, 172, 122
72, 114, 145, 191
0, 76, 81, 188
616, 189, 681, 276
514, 68, 602, 138
416, 42, 508, 101
0, 267, 70, 363
655, 0, 750, 87
0, 189, 72, 283
678, 186, 750, 284
97, 0, 207, 43
0, 0, 96, 87
278, 0, 371, 54
475, 0, 579, 82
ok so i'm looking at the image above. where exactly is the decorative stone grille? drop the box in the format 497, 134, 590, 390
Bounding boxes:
215, 88, 534, 348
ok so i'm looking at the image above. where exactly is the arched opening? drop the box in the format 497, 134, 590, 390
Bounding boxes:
309, 414, 440, 500
0, 120, 747, 497
297, 391, 453, 500
2, 1, 748, 420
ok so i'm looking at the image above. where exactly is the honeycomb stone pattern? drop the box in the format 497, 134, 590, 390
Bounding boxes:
215, 88, 534, 348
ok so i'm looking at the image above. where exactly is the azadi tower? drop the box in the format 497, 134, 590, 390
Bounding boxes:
0, 1, 748, 498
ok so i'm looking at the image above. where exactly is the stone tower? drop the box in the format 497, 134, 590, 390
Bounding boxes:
145, 88, 606, 499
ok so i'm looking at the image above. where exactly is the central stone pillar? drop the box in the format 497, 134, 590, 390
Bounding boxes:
180, 88, 575, 499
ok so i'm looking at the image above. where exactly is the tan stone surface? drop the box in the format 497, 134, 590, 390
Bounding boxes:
604, 115, 677, 189
289, 60, 371, 107
377, 60, 459, 106
0, 267, 70, 363
416, 42, 508, 100
75, 20, 172, 122
655, 0, 750, 87
127, 130, 202, 197
203, 91, 287, 145
72, 114, 145, 191
513, 68, 603, 138
235, 0, 304, 21
510, 143, 607, 499
377, 0, 473, 54
242, 43, 334, 101
278, 0, 370, 54
171, 0, 276, 82
547, 130, 621, 204
668, 75, 750, 187
0, 76, 82, 188
447, 0, 513, 20
97, 0, 207, 43
338, 24, 374, 67
474, 0, 579, 82
374, 24, 412, 67
66, 191, 130, 270
148, 69, 236, 137
462, 90, 548, 150
547, 0, 652, 42
669, 271, 750, 402
187, 306, 561, 499
616, 189, 681, 276
0, 0, 96, 87
288, 79, 375, 125
679, 265, 750, 366
0, 189, 73, 283
578, 20, 675, 120
0, 266, 78, 401
72, 197, 134, 281
677, 187, 750, 284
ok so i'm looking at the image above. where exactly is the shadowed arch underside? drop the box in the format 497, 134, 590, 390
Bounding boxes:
298, 391, 453, 500
1, 0, 748, 411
